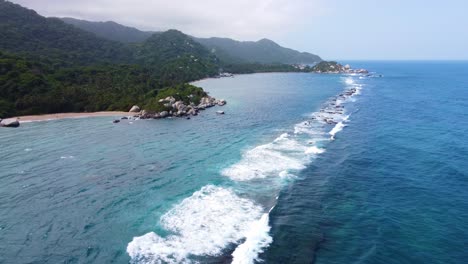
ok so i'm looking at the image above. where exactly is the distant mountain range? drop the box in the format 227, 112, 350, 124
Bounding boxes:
193, 37, 321, 64
59, 17, 322, 64
60, 17, 156, 43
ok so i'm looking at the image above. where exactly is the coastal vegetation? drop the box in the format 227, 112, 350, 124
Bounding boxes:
143, 84, 207, 112
0, 0, 320, 119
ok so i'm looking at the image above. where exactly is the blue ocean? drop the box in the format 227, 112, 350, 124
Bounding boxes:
1, 62, 467, 263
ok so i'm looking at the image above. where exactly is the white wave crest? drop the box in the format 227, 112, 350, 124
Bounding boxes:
222, 134, 308, 181
127, 185, 263, 264
231, 213, 273, 264
305, 146, 325, 154
329, 122, 346, 140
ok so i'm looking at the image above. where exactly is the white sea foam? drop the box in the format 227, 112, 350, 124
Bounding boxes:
127, 75, 366, 263
127, 185, 263, 264
329, 122, 346, 140
222, 133, 311, 181
231, 213, 273, 264
305, 146, 325, 154
293, 121, 326, 136
279, 170, 297, 179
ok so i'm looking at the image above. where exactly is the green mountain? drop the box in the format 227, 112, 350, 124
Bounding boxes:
58, 17, 321, 64
0, 0, 133, 66
61, 17, 155, 43
194, 37, 321, 64
135, 29, 219, 86
0, 0, 218, 117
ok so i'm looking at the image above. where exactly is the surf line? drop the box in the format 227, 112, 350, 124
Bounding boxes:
127, 75, 365, 264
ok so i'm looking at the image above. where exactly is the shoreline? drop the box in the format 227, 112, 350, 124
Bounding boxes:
15, 111, 130, 123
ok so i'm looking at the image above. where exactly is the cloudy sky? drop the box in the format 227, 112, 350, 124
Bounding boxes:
11, 0, 468, 60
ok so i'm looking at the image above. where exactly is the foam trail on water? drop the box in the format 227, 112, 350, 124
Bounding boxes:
329, 122, 345, 140
221, 133, 312, 181
329, 115, 349, 140
127, 73, 368, 263
127, 185, 263, 263
231, 213, 273, 264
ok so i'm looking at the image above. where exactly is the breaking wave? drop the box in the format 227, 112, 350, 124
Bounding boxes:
127, 185, 263, 263
127, 74, 366, 263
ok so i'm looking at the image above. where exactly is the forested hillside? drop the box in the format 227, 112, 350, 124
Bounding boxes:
194, 37, 321, 64
61, 17, 155, 43
0, 0, 314, 118
59, 17, 322, 65
0, 1, 220, 117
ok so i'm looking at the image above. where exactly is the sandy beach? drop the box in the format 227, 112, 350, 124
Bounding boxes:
16, 111, 131, 123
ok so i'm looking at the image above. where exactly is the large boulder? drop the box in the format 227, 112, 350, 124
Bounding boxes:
140, 110, 155, 119
173, 101, 186, 111
159, 111, 169, 118
199, 96, 216, 108
217, 99, 227, 106
1, 118, 20, 128
187, 108, 198, 116
129, 105, 140, 113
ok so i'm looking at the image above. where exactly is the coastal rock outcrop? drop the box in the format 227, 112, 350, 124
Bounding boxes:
0, 118, 20, 128
123, 95, 226, 122
159, 111, 169, 118
129, 105, 141, 113
312, 61, 369, 74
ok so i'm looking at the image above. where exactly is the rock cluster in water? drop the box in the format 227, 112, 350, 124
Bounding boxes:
313, 87, 359, 125
126, 96, 226, 120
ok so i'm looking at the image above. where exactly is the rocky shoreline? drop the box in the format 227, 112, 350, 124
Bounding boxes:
312, 61, 369, 74
123, 95, 226, 121
0, 96, 227, 128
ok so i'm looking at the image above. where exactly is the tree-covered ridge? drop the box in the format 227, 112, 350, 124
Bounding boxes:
135, 30, 219, 86
0, 0, 134, 66
60, 17, 156, 43
194, 37, 322, 64
0, 50, 218, 117
57, 17, 322, 65
0, 51, 159, 116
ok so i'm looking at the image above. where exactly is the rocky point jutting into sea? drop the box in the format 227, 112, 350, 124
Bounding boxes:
125, 95, 226, 121
312, 61, 369, 74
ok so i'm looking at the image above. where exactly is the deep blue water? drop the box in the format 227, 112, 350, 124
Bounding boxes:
1, 62, 467, 264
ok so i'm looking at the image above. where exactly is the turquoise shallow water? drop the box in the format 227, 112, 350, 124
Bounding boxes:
1, 63, 468, 263
0, 73, 344, 263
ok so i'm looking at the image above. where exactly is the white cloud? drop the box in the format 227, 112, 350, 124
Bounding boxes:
11, 0, 324, 40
